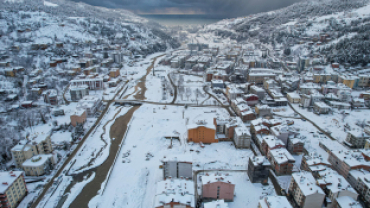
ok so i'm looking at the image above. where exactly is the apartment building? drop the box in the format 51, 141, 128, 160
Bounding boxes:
288, 172, 325, 208
154, 179, 194, 208
301, 152, 331, 178
248, 156, 271, 184
0, 171, 27, 208
70, 75, 103, 90
70, 109, 87, 127
345, 131, 370, 148
76, 95, 102, 115
317, 168, 358, 208
250, 86, 266, 100
257, 135, 285, 155
347, 169, 370, 190
70, 86, 89, 101
11, 134, 53, 169
187, 120, 217, 144
268, 148, 295, 176
287, 92, 301, 103
338, 75, 359, 89
202, 174, 235, 202
162, 155, 192, 179
254, 105, 272, 118
358, 75, 370, 88
233, 125, 251, 149
248, 69, 276, 85
328, 150, 370, 178
22, 154, 57, 176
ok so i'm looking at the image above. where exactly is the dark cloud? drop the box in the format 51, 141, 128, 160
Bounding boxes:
70, 0, 301, 18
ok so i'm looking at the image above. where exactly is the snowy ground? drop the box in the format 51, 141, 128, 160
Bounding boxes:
145, 66, 174, 103
88, 104, 254, 208
19, 181, 46, 208
69, 106, 132, 174
291, 104, 370, 143
175, 74, 208, 104
102, 81, 126, 101
271, 106, 297, 118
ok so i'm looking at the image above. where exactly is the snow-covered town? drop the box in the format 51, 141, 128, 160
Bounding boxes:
1, 0, 370, 208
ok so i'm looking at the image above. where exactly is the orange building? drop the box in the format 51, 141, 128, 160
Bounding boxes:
109, 68, 120, 78
70, 110, 87, 127
187, 121, 217, 144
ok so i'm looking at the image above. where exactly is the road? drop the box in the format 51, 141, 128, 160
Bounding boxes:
32, 55, 166, 208
68, 54, 166, 208
167, 73, 178, 104
287, 102, 337, 141
32, 53, 238, 208
31, 82, 128, 208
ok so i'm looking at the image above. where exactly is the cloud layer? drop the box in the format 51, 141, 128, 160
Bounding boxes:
70, 0, 301, 18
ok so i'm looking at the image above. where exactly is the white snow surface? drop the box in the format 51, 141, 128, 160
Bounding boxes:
89, 104, 254, 208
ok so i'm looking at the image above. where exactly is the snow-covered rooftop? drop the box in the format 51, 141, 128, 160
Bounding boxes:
0, 171, 24, 194
154, 179, 194, 208
204, 199, 229, 208
331, 150, 370, 168
162, 154, 193, 163
202, 173, 235, 185
292, 172, 324, 196
269, 148, 295, 164
336, 196, 362, 208
259, 196, 292, 208
317, 168, 357, 195
22, 154, 52, 167
251, 156, 271, 166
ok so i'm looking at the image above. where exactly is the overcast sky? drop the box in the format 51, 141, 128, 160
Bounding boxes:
70, 0, 301, 18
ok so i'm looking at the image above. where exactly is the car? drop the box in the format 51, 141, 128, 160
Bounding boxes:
301, 119, 306, 121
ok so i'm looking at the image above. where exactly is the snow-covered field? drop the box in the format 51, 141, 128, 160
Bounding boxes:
291, 104, 370, 143
145, 66, 174, 103
88, 104, 254, 208
175, 74, 208, 104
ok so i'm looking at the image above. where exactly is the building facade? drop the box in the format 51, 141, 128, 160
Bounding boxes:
0, 171, 27, 208
248, 156, 270, 184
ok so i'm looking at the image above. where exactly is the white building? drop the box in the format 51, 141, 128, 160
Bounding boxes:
77, 95, 102, 115
22, 154, 57, 176
288, 172, 325, 208
0, 171, 27, 208
345, 131, 370, 148
233, 126, 251, 149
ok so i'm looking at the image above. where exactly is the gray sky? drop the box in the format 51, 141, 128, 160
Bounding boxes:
71, 0, 301, 18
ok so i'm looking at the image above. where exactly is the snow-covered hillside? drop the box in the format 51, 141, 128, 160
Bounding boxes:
201, 0, 370, 66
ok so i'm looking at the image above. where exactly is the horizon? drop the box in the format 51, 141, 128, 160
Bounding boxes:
69, 0, 302, 18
